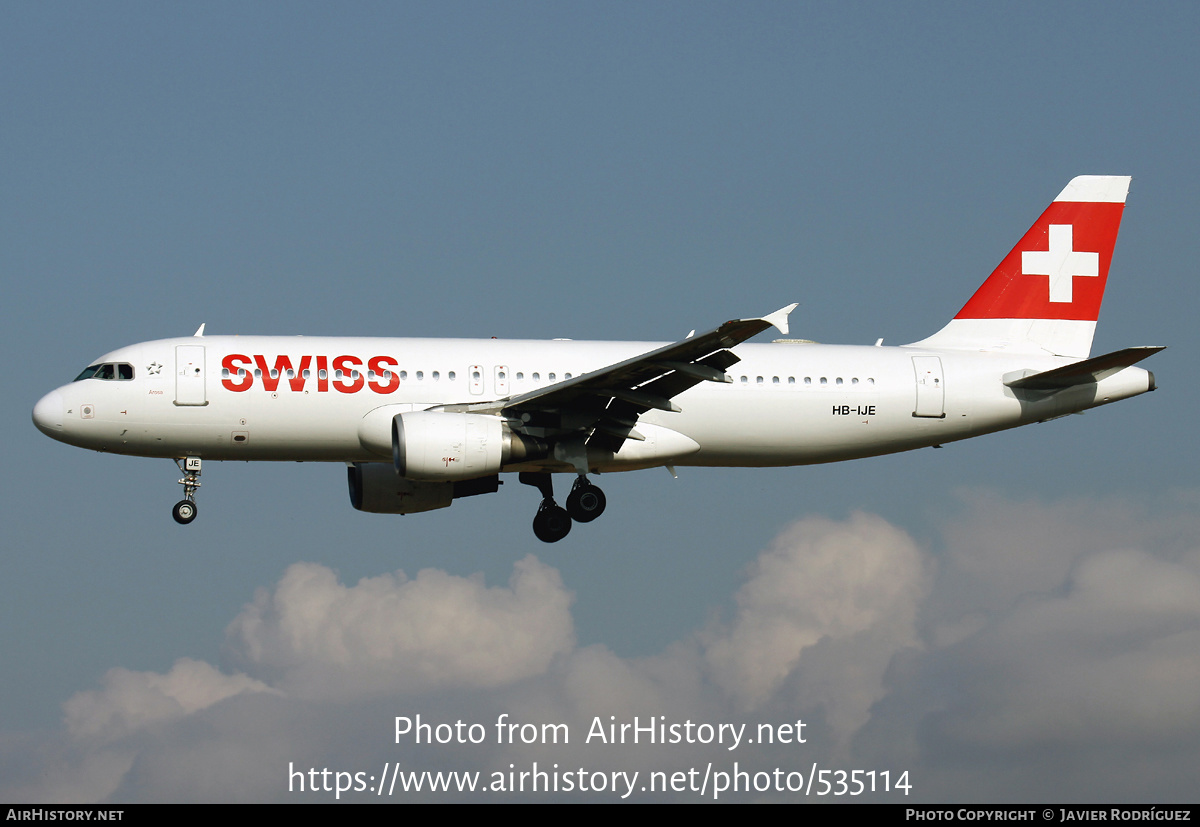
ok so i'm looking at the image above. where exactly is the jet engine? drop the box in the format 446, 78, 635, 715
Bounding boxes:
347, 462, 499, 514
392, 411, 547, 481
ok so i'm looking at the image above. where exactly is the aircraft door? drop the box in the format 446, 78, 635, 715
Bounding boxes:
494, 365, 509, 396
912, 356, 944, 418
175, 345, 208, 406
469, 365, 484, 395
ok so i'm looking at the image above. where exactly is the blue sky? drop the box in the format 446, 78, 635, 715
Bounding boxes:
3, 2, 1198, 802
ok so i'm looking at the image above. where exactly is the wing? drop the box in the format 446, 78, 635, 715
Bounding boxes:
435, 304, 798, 455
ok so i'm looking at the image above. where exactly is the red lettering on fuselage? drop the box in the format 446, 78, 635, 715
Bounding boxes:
222, 355, 400, 394
221, 354, 254, 392
252, 355, 313, 392
368, 356, 400, 393
316, 355, 329, 393
332, 355, 364, 393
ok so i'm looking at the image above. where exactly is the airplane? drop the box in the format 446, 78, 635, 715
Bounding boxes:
32, 176, 1162, 543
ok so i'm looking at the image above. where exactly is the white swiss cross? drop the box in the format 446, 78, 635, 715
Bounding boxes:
1021, 224, 1099, 303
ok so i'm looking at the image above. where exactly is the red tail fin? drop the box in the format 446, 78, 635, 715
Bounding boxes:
909, 176, 1130, 358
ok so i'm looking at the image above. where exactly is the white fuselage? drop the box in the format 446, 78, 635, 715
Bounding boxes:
32, 335, 1155, 473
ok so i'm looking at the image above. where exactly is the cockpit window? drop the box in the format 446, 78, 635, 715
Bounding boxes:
73, 362, 135, 382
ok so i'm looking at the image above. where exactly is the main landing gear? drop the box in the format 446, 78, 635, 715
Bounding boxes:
566, 476, 606, 523
172, 457, 201, 525
521, 472, 608, 543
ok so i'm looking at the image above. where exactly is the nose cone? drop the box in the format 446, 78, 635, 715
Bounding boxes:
32, 390, 64, 436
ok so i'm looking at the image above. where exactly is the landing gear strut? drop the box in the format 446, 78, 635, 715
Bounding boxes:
521, 471, 606, 543
521, 472, 570, 543
172, 457, 201, 525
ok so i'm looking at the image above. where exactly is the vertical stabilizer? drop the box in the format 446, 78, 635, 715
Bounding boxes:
907, 175, 1130, 358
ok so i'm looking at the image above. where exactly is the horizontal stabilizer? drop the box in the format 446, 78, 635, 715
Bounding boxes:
1004, 346, 1165, 391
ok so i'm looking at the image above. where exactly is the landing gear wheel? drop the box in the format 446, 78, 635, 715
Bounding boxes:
566, 480, 606, 523
173, 458, 202, 524
172, 500, 198, 525
532, 499, 572, 543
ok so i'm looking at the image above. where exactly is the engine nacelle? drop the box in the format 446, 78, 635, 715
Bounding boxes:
347, 462, 453, 514
347, 462, 499, 514
392, 411, 547, 481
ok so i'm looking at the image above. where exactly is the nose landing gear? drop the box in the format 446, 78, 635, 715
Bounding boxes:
172, 457, 201, 525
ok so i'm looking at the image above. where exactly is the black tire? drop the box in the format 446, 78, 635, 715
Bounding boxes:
172, 500, 198, 525
532, 501, 572, 543
566, 482, 606, 523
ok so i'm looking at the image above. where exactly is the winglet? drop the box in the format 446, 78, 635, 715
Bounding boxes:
193, 323, 206, 338
763, 303, 799, 336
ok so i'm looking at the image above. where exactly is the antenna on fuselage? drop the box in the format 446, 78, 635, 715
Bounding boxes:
193, 323, 206, 337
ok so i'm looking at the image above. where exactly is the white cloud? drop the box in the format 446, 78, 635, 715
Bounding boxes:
11, 496, 1200, 802
63, 657, 278, 743
926, 548, 1200, 752
224, 555, 575, 700
703, 512, 929, 733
